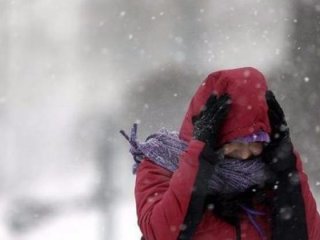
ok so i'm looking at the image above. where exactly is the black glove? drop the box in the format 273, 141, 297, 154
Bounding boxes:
178, 94, 231, 240
192, 93, 231, 149
262, 93, 308, 240
262, 90, 296, 172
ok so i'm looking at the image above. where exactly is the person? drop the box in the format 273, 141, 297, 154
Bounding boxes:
120, 67, 320, 240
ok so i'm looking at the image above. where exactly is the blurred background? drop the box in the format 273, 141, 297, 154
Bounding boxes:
0, 0, 319, 239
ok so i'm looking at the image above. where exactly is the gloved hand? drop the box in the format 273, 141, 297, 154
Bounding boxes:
262, 90, 296, 172
179, 93, 231, 239
192, 93, 231, 149
262, 92, 308, 240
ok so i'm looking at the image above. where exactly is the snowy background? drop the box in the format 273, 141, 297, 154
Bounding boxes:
1, 0, 319, 239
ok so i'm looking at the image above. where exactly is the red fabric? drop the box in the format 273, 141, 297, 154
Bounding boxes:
134, 67, 320, 240
179, 67, 271, 146
294, 150, 320, 239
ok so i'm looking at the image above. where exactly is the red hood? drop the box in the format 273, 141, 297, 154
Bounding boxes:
179, 67, 271, 147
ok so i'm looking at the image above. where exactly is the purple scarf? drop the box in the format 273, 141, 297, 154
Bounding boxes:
120, 123, 270, 194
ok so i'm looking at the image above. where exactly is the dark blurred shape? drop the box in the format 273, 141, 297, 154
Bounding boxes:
6, 199, 55, 233
268, 0, 320, 194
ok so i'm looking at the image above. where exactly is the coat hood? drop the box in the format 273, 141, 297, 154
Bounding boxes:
179, 67, 271, 147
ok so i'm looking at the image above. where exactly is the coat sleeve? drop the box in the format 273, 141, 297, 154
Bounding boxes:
134, 139, 206, 240
294, 150, 320, 240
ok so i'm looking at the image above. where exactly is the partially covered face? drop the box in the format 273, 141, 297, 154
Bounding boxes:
222, 142, 265, 160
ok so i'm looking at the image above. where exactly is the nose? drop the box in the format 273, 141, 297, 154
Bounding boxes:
240, 148, 252, 160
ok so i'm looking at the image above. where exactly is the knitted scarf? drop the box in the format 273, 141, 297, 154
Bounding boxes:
120, 123, 270, 194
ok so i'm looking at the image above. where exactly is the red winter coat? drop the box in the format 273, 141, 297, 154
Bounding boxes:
134, 67, 320, 240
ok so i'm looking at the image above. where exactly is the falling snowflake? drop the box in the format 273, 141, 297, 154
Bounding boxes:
279, 206, 293, 220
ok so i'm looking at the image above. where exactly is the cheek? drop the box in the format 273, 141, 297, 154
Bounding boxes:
223, 146, 244, 159
251, 145, 263, 155
223, 144, 238, 155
